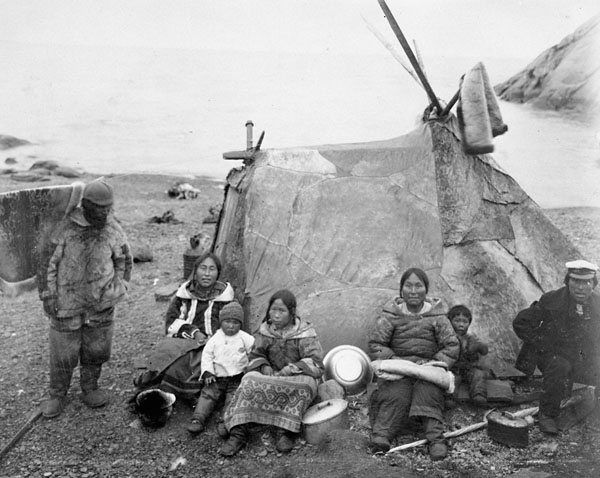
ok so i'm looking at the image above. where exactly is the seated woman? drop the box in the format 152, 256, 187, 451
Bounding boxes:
368, 267, 459, 461
220, 289, 324, 457
133, 252, 234, 401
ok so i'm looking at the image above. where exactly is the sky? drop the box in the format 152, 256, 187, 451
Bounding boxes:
1, 0, 598, 60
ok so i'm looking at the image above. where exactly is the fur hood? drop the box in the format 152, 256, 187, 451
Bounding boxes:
258, 317, 318, 340
175, 280, 234, 302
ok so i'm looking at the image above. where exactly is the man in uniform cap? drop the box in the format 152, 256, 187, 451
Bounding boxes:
38, 179, 133, 418
513, 259, 600, 434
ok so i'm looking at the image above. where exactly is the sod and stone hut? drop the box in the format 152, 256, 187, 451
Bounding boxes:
214, 115, 581, 369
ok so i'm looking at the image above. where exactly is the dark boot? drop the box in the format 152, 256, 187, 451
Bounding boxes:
219, 425, 247, 457
187, 396, 215, 435
187, 418, 205, 434
275, 429, 296, 453
424, 417, 447, 461
216, 421, 230, 439
369, 435, 391, 453
42, 396, 67, 419
80, 364, 108, 408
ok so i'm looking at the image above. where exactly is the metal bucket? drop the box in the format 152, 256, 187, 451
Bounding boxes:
301, 399, 349, 444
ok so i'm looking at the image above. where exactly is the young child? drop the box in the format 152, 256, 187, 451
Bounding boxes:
447, 305, 489, 407
187, 301, 254, 434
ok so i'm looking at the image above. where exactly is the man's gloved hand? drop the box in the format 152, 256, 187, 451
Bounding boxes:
43, 296, 58, 318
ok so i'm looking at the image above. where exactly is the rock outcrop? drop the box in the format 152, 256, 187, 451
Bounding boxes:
494, 14, 600, 123
0, 135, 30, 150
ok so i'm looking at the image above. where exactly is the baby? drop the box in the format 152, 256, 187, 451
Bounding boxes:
447, 305, 489, 407
187, 301, 254, 434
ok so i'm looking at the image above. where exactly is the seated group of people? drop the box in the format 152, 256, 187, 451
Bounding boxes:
37, 180, 599, 462
134, 253, 600, 462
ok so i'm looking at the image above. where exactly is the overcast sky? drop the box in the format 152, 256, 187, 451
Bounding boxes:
1, 0, 598, 59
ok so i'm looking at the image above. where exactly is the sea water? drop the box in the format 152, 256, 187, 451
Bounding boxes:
0, 42, 597, 208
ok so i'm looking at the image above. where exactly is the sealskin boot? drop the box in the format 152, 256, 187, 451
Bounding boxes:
219, 425, 247, 457
275, 429, 296, 453
43, 397, 66, 419
81, 389, 109, 408
186, 418, 205, 434
216, 422, 230, 439
424, 417, 447, 461
369, 435, 391, 453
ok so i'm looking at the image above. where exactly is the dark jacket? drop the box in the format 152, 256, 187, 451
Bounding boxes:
247, 318, 324, 379
368, 297, 459, 368
513, 287, 600, 364
164, 281, 234, 338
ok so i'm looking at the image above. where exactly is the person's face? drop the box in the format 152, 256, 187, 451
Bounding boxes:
195, 257, 219, 288
269, 299, 292, 329
221, 318, 242, 336
401, 273, 427, 307
568, 276, 596, 304
450, 314, 470, 336
82, 199, 111, 229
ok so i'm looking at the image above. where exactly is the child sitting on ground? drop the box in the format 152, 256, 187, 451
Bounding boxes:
187, 301, 254, 434
448, 305, 489, 407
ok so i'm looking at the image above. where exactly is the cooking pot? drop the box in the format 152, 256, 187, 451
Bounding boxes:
301, 399, 349, 444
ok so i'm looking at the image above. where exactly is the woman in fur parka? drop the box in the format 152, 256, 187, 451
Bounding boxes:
133, 252, 234, 402
368, 267, 459, 461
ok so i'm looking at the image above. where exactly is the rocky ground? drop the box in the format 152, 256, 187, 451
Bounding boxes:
1, 173, 600, 478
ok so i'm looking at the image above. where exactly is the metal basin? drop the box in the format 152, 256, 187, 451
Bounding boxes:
323, 345, 373, 395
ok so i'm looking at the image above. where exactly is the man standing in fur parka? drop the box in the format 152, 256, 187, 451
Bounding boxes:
38, 179, 132, 418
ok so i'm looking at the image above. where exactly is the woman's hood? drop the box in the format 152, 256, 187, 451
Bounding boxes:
384, 296, 445, 316
258, 317, 317, 340
175, 280, 234, 302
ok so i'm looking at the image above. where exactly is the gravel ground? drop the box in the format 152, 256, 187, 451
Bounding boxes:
1, 173, 599, 478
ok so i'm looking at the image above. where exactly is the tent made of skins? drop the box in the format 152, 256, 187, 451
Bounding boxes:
213, 115, 581, 370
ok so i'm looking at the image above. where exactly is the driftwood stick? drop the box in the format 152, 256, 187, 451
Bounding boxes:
386, 407, 538, 454
0, 407, 43, 461
361, 15, 422, 89
377, 0, 442, 113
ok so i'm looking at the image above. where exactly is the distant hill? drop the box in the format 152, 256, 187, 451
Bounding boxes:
495, 14, 600, 123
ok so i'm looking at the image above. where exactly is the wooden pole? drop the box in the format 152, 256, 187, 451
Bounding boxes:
377, 0, 442, 113
440, 89, 460, 117
386, 407, 538, 454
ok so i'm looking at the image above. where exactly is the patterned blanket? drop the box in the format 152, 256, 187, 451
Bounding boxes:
224, 371, 318, 432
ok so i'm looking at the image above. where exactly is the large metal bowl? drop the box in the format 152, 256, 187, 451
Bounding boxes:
323, 345, 373, 395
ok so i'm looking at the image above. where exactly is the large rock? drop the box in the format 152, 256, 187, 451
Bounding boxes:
495, 14, 600, 122
214, 117, 581, 368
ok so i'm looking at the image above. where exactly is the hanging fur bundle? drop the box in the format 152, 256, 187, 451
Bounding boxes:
458, 62, 508, 155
